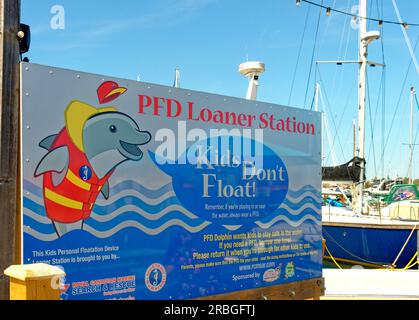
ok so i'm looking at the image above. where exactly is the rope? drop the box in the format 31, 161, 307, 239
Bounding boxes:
391, 224, 418, 268
324, 225, 419, 270
324, 243, 342, 269
323, 229, 386, 265
403, 252, 418, 270
405, 260, 418, 270
324, 236, 419, 270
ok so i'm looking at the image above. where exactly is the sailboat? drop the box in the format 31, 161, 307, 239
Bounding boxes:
319, 0, 419, 269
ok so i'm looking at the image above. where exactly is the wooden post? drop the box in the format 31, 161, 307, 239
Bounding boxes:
4, 264, 65, 300
416, 229, 419, 270
0, 0, 21, 300
198, 278, 325, 300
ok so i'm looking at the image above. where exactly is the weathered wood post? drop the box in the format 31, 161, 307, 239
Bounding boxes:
417, 229, 419, 269
4, 263, 65, 300
0, 0, 21, 300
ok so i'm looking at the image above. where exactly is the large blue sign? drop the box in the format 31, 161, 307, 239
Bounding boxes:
21, 62, 322, 300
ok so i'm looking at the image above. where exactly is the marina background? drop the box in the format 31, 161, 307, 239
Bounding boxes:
21, 0, 419, 180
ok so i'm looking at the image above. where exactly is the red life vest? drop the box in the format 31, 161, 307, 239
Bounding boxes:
42, 128, 113, 223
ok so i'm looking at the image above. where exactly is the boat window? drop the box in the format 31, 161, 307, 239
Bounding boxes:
391, 186, 418, 202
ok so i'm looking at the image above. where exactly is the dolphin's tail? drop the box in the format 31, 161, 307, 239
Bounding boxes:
52, 220, 84, 237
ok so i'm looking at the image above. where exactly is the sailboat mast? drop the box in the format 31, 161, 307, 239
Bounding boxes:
356, 0, 368, 214
409, 86, 415, 184
353, 118, 356, 157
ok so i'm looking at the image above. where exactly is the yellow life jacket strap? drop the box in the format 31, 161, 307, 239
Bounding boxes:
45, 188, 84, 210
66, 169, 91, 191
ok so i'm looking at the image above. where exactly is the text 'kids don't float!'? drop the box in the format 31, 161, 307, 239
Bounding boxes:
22, 63, 322, 300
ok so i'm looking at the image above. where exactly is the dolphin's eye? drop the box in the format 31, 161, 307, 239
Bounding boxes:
109, 125, 117, 133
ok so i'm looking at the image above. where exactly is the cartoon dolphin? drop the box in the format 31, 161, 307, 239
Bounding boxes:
34, 100, 151, 237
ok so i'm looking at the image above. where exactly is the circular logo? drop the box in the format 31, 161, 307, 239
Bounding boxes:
145, 263, 166, 292
79, 165, 92, 181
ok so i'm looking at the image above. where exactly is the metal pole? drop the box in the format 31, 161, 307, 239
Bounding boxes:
409, 87, 414, 184
353, 118, 356, 158
356, 0, 368, 214
0, 0, 21, 300
246, 75, 259, 100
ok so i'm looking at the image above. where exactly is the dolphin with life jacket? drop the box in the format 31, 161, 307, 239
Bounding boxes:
34, 99, 151, 237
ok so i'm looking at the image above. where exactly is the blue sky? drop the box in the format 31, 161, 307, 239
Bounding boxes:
22, 0, 419, 179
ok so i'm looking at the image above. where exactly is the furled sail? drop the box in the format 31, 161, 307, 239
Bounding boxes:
322, 157, 366, 183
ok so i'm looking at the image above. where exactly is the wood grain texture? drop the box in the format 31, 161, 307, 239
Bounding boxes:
9, 278, 60, 300
197, 278, 325, 300
0, 0, 21, 300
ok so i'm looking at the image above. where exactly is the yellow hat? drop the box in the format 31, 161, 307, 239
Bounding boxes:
65, 100, 116, 152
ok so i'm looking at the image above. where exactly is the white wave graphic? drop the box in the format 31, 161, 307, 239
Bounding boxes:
95, 189, 176, 206
223, 225, 242, 231
25, 189, 197, 222
279, 202, 321, 215
25, 186, 176, 207
286, 190, 320, 203
23, 219, 211, 241
25, 192, 44, 206
23, 209, 51, 224
112, 181, 171, 192
84, 219, 211, 237
90, 204, 198, 222
255, 214, 321, 229
24, 226, 58, 241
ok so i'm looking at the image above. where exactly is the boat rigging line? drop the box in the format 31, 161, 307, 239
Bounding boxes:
375, 0, 387, 179
303, 0, 323, 109
298, 0, 419, 28
407, 93, 419, 178
288, 4, 311, 106
366, 71, 378, 177
378, 35, 419, 176
332, 0, 355, 104
391, 0, 419, 74
365, 0, 386, 178
316, 64, 348, 165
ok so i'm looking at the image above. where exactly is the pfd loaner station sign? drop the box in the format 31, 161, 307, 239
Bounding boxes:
21, 62, 322, 300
